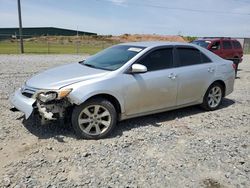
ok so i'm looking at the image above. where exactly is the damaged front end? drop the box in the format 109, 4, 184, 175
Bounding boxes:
34, 88, 73, 122
36, 98, 72, 121
10, 85, 75, 123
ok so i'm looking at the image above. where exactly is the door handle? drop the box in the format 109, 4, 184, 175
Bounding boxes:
208, 67, 215, 73
168, 73, 177, 80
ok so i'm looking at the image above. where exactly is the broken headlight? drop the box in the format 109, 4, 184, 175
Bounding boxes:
37, 88, 72, 103
38, 92, 57, 103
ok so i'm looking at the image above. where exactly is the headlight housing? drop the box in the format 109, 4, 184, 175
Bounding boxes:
57, 88, 73, 99
37, 88, 72, 103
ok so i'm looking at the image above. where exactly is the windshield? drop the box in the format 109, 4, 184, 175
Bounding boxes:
81, 45, 145, 71
192, 40, 210, 48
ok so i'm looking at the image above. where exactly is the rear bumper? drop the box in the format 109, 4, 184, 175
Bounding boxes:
239, 57, 243, 63
227, 57, 243, 63
224, 75, 235, 96
10, 88, 36, 119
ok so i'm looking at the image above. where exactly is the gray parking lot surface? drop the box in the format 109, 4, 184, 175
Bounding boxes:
0, 54, 249, 187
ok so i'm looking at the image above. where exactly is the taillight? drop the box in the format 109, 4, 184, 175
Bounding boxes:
232, 63, 236, 70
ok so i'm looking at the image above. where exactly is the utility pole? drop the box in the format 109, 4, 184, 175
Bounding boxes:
76, 26, 79, 54
17, 0, 24, 53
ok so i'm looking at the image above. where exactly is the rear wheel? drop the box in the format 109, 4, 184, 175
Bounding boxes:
72, 98, 117, 139
233, 58, 240, 77
202, 83, 223, 111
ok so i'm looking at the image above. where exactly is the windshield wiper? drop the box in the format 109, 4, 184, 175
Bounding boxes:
83, 63, 98, 68
82, 62, 112, 71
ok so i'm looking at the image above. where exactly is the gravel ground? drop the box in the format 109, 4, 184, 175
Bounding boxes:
0, 54, 249, 188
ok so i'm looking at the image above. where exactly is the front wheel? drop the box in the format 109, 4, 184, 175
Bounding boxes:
71, 98, 117, 139
201, 83, 223, 111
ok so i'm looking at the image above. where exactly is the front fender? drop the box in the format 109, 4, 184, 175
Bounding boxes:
68, 89, 125, 113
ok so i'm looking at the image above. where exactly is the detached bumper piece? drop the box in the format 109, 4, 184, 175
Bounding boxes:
10, 88, 36, 119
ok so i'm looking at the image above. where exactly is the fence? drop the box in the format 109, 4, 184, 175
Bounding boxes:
0, 34, 250, 55
243, 38, 250, 54
0, 34, 119, 55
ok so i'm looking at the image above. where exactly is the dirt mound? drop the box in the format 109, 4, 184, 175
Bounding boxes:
21, 34, 187, 44
112, 34, 187, 42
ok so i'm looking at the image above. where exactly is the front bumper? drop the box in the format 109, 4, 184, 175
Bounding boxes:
10, 88, 36, 119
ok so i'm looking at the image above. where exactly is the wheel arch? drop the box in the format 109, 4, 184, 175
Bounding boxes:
70, 91, 124, 115
201, 80, 225, 111
209, 80, 226, 97
71, 93, 120, 139
85, 94, 122, 115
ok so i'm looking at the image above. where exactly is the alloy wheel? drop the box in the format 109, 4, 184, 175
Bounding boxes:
207, 86, 222, 108
78, 105, 112, 136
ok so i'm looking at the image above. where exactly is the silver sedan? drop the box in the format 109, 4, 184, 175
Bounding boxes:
10, 42, 235, 139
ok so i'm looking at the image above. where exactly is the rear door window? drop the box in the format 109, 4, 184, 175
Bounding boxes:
176, 48, 202, 66
137, 48, 173, 71
222, 41, 233, 49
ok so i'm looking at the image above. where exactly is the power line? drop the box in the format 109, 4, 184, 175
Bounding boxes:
95, 0, 250, 16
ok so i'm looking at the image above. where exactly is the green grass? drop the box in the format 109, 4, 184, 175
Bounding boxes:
0, 40, 116, 55
1, 41, 250, 55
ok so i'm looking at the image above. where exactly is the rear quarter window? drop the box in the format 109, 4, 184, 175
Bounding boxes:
232, 41, 242, 49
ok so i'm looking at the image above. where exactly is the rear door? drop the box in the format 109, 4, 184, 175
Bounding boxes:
174, 46, 215, 105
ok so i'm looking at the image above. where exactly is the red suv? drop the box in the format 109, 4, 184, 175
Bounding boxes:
192, 38, 243, 75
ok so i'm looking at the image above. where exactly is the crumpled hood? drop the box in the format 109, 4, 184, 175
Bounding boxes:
26, 62, 109, 89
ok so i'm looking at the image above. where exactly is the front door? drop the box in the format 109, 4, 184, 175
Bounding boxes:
122, 47, 178, 116
210, 40, 223, 58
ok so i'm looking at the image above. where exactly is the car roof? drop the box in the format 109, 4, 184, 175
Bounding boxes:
118, 41, 224, 63
119, 41, 192, 48
195, 38, 220, 41
195, 38, 238, 42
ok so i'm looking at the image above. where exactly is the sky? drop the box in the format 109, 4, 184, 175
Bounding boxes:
0, 0, 250, 37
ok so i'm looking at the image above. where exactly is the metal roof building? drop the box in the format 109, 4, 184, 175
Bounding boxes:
0, 27, 97, 40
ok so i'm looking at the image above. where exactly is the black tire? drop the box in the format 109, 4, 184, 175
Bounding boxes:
71, 98, 117, 139
201, 83, 224, 111
233, 58, 239, 77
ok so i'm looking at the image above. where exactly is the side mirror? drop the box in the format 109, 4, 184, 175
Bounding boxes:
210, 46, 218, 50
131, 64, 147, 73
